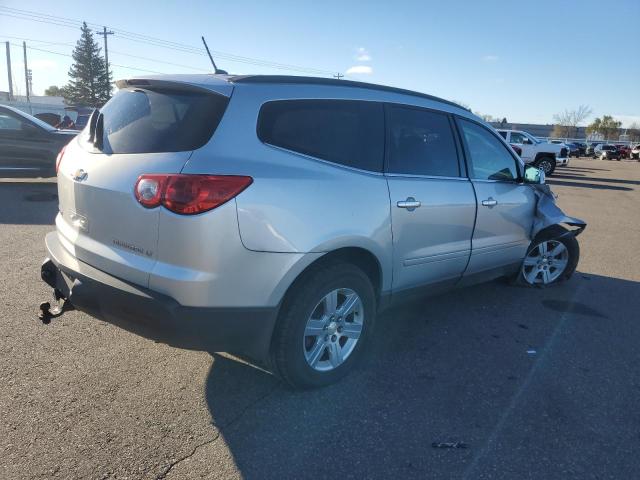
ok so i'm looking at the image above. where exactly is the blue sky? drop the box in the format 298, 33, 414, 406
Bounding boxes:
1, 0, 638, 126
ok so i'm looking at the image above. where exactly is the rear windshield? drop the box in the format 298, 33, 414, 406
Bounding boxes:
602, 145, 615, 150
98, 88, 229, 154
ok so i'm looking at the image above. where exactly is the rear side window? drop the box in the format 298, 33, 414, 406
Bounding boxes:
99, 88, 229, 154
387, 106, 460, 177
257, 99, 384, 172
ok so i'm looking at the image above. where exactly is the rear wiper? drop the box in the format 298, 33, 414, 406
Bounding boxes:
93, 113, 104, 151
88, 108, 99, 144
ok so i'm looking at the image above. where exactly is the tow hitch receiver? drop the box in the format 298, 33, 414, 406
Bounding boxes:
38, 290, 74, 325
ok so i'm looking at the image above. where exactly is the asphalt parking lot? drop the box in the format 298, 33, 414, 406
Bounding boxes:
1, 158, 639, 480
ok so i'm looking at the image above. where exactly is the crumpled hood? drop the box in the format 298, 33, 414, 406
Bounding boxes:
531, 184, 586, 238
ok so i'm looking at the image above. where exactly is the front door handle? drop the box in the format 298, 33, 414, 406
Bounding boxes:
481, 197, 498, 207
397, 197, 421, 211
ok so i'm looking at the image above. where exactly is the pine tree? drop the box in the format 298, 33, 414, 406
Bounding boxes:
63, 22, 112, 107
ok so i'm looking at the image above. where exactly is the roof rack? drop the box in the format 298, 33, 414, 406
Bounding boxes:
228, 75, 469, 111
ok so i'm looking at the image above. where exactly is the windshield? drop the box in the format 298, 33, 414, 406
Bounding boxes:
523, 132, 541, 144
10, 108, 56, 132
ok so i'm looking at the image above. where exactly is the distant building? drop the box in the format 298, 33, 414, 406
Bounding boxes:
489, 121, 629, 142
0, 94, 67, 116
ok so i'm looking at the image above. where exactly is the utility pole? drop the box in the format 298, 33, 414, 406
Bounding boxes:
5, 42, 13, 100
101, 27, 114, 96
27, 69, 33, 96
333, 73, 344, 80
23, 41, 29, 103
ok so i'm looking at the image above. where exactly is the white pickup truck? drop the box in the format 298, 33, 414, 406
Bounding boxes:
497, 129, 569, 175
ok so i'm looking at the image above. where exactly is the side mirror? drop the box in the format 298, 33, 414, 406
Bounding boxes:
524, 165, 545, 184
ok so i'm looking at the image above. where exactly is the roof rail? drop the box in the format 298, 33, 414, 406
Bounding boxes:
229, 75, 469, 111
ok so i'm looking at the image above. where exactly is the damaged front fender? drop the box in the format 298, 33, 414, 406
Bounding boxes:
531, 184, 586, 238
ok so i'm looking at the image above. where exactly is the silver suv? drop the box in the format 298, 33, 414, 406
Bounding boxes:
40, 75, 585, 388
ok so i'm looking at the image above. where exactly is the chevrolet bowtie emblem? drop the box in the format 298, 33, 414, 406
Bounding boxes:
72, 169, 88, 181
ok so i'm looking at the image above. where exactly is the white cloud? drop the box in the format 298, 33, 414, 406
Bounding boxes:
482, 55, 499, 62
346, 65, 373, 75
355, 47, 371, 62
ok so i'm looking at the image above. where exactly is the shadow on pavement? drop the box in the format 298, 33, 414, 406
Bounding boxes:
550, 174, 640, 186
202, 273, 640, 479
546, 179, 633, 191
0, 180, 58, 225
558, 165, 611, 172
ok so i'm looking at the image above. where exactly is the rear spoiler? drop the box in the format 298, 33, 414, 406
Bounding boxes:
115, 77, 233, 97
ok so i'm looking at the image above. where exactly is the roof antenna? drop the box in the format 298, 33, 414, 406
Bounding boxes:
201, 36, 228, 74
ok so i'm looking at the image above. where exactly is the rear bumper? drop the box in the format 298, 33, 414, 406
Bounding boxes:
41, 232, 278, 360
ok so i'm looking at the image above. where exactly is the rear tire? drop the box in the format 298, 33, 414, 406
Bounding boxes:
517, 226, 579, 287
270, 263, 376, 389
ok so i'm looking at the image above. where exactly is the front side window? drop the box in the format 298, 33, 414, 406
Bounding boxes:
459, 119, 519, 181
510, 132, 526, 144
387, 106, 459, 177
257, 99, 384, 172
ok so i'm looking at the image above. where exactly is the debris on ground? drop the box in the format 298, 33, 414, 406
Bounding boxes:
431, 442, 469, 449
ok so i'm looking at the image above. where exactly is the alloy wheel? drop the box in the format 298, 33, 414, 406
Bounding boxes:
303, 288, 364, 372
539, 159, 553, 174
522, 240, 569, 285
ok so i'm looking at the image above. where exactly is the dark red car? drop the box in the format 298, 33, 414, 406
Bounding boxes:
616, 145, 630, 158
510, 144, 522, 156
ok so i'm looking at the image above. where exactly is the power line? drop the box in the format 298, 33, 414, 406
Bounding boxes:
0, 6, 338, 76
0, 35, 210, 72
11, 43, 168, 75
107, 49, 210, 72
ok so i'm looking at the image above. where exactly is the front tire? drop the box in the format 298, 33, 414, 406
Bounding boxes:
519, 227, 579, 286
534, 156, 556, 176
270, 263, 376, 389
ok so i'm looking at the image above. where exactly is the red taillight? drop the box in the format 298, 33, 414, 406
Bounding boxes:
55, 145, 67, 174
134, 174, 253, 215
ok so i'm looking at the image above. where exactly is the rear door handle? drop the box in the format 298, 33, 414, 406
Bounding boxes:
481, 197, 498, 207
397, 197, 421, 211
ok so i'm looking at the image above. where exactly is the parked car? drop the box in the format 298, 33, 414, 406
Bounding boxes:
561, 142, 583, 157
573, 142, 587, 156
630, 144, 640, 160
585, 143, 602, 156
0, 105, 78, 177
497, 129, 569, 175
40, 74, 585, 389
65, 106, 94, 130
615, 144, 630, 158
594, 144, 621, 160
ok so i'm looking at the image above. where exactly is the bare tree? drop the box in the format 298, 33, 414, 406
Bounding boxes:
627, 122, 640, 142
552, 105, 592, 138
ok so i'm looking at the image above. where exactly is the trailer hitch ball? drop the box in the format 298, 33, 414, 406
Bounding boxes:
38, 295, 73, 325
